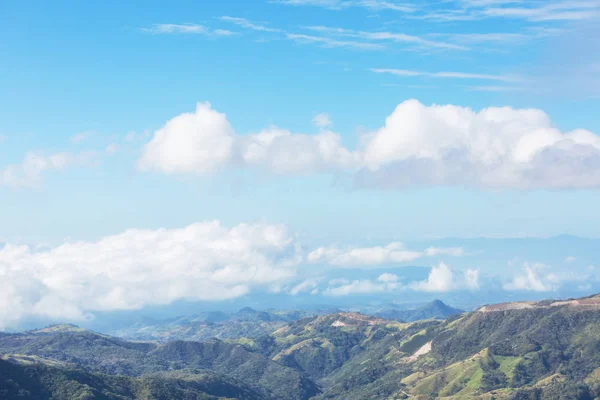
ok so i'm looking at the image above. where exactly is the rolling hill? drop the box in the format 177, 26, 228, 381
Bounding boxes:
3, 295, 600, 399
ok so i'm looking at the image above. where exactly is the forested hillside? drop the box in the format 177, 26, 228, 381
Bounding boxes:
3, 295, 600, 399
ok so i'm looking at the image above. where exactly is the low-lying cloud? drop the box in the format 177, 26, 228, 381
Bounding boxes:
0, 221, 299, 329
410, 262, 480, 293
308, 242, 465, 267
503, 263, 561, 292
324, 263, 480, 296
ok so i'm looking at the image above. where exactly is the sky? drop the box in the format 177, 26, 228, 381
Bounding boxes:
1, 0, 600, 329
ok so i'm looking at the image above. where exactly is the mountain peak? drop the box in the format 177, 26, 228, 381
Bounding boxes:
237, 307, 257, 314
31, 324, 85, 334
428, 299, 446, 307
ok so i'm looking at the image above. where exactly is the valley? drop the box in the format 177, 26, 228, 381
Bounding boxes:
2, 295, 600, 399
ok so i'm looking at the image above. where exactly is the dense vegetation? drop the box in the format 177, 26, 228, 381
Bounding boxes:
3, 296, 600, 399
109, 301, 460, 343
110, 308, 322, 343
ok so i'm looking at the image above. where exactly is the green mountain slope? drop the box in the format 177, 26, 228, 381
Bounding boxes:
111, 308, 320, 342
0, 356, 262, 400
4, 295, 600, 399
0, 329, 318, 400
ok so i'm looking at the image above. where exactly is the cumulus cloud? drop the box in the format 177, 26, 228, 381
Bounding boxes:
138, 103, 236, 174
238, 127, 358, 174
325, 275, 399, 296
139, 103, 357, 175
1, 151, 97, 189
324, 264, 478, 296
411, 262, 479, 292
503, 263, 561, 291
411, 262, 455, 292
139, 100, 600, 189
0, 221, 301, 329
358, 100, 600, 189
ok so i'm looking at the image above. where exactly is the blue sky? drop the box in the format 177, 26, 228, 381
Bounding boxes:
1, 0, 600, 328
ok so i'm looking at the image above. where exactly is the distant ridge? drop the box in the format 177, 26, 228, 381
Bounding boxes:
375, 299, 463, 322
4, 293, 600, 398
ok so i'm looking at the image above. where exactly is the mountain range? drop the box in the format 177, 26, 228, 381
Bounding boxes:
2, 296, 600, 399
108, 300, 461, 343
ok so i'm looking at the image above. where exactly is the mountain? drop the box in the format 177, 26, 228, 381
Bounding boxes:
0, 356, 263, 400
374, 299, 464, 322
0, 328, 319, 399
4, 295, 600, 399
110, 308, 322, 342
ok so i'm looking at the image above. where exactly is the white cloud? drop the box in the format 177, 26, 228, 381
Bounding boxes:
1, 151, 97, 189
313, 113, 333, 128
503, 263, 561, 291
325, 277, 398, 296
377, 272, 399, 282
0, 221, 301, 329
139, 100, 600, 189
273, 0, 416, 12
424, 247, 466, 257
219, 17, 464, 52
357, 99, 600, 189
370, 68, 516, 82
284, 32, 384, 50
308, 242, 423, 266
483, 2, 600, 21
465, 268, 480, 290
219, 16, 384, 50
414, 0, 600, 22
277, 0, 600, 23
290, 279, 321, 295
138, 102, 236, 174
410, 262, 479, 292
308, 243, 467, 267
305, 26, 466, 51
238, 127, 358, 174
565, 256, 577, 263
219, 16, 282, 33
411, 262, 456, 292
140, 24, 235, 36
139, 103, 358, 175
324, 268, 484, 296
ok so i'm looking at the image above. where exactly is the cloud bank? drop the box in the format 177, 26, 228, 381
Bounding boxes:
308, 242, 464, 266
503, 263, 561, 291
0, 218, 480, 328
139, 100, 600, 189
324, 263, 480, 296
0, 221, 299, 329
